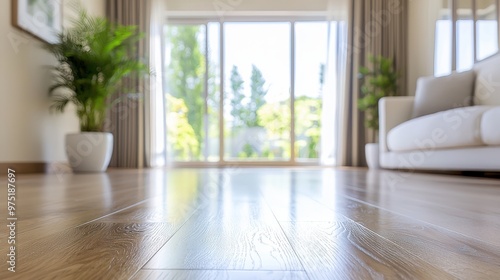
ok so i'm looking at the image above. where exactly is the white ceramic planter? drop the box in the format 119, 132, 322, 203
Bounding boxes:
65, 132, 113, 173
365, 143, 380, 169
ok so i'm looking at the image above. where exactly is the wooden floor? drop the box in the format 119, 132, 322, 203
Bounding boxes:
1, 168, 500, 279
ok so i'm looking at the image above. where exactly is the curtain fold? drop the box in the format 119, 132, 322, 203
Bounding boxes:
106, 0, 165, 168
338, 0, 408, 167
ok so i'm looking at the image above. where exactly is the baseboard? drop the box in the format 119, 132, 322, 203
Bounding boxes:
0, 162, 48, 175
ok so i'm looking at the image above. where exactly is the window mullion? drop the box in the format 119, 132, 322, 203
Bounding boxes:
290, 21, 296, 164
452, 0, 457, 71
472, 0, 478, 63
204, 24, 209, 161
219, 22, 225, 163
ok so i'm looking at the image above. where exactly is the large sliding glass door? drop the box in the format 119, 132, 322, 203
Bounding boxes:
164, 20, 346, 166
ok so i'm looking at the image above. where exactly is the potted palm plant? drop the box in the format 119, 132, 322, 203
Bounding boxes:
46, 8, 148, 172
358, 55, 398, 169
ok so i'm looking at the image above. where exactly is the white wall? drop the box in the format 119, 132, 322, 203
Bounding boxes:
407, 0, 442, 96
0, 0, 105, 163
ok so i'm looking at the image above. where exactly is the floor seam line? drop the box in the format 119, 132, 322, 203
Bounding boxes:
259, 188, 312, 280
129, 205, 204, 279
78, 199, 151, 227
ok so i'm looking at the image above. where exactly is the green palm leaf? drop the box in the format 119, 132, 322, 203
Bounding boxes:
45, 5, 149, 132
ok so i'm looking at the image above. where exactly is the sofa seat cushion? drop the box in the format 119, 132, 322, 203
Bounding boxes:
387, 106, 493, 152
481, 107, 500, 145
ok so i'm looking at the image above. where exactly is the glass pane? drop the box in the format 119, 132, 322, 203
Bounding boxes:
476, 0, 499, 60
165, 24, 216, 162
224, 22, 291, 161
435, 0, 453, 76
294, 22, 328, 162
456, 0, 474, 72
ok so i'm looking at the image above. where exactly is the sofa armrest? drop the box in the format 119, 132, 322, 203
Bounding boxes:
379, 96, 415, 152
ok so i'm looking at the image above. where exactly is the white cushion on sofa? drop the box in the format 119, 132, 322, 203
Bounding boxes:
388, 106, 493, 152
473, 54, 500, 106
412, 70, 475, 118
481, 107, 500, 145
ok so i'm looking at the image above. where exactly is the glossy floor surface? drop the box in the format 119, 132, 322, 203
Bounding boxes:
1, 168, 500, 279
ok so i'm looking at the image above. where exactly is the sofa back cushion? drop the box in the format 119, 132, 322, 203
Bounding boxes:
412, 70, 475, 118
473, 53, 500, 106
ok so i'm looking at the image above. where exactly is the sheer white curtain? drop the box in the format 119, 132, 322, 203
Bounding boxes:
147, 0, 167, 167
321, 0, 348, 166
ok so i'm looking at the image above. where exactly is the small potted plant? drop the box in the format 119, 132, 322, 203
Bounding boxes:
358, 55, 398, 168
45, 8, 148, 172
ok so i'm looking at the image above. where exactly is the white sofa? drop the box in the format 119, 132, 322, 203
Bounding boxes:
379, 54, 500, 171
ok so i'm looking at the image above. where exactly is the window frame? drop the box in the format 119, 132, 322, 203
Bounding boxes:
437, 0, 500, 75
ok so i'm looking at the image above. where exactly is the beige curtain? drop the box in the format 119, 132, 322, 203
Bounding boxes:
338, 0, 408, 166
106, 0, 152, 168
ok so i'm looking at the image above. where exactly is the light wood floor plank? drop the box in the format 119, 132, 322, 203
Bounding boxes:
132, 270, 308, 280
338, 171, 500, 247
278, 169, 500, 247
331, 198, 500, 279
261, 170, 500, 279
281, 221, 454, 280
0, 223, 180, 280
144, 200, 303, 271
